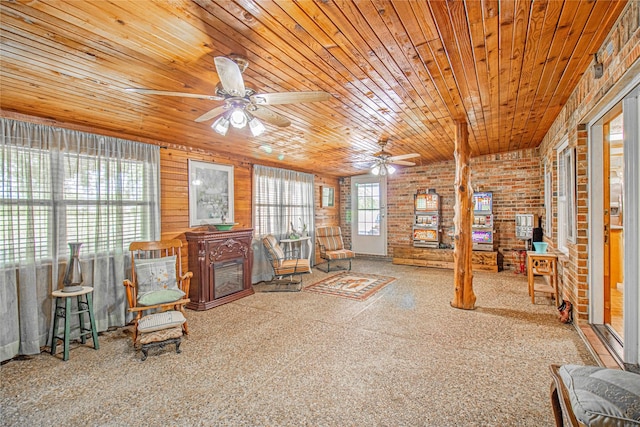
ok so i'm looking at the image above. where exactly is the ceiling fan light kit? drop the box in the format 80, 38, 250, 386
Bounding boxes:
229, 108, 248, 128
211, 115, 230, 136
371, 163, 396, 176
368, 140, 418, 175
125, 54, 331, 137
248, 116, 265, 136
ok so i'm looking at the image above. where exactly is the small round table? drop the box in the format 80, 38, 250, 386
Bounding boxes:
50, 286, 99, 361
280, 236, 313, 262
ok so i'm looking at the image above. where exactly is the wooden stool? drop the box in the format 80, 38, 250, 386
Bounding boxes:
50, 286, 99, 361
527, 251, 559, 304
138, 326, 183, 361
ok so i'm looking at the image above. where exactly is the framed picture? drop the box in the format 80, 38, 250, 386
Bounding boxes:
321, 186, 335, 208
188, 160, 234, 227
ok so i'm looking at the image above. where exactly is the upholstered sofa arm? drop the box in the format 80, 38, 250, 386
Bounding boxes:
550, 364, 640, 426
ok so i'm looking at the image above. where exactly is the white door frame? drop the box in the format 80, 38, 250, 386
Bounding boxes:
588, 79, 640, 366
351, 174, 387, 256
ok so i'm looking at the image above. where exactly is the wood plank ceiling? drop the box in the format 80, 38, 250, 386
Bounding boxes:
0, 0, 627, 176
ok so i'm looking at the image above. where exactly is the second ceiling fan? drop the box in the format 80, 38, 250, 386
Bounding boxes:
368, 139, 420, 175
126, 54, 331, 136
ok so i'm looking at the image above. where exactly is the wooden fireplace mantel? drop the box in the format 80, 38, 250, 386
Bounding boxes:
185, 228, 255, 310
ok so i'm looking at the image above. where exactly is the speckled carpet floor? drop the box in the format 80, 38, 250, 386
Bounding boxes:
1, 259, 595, 426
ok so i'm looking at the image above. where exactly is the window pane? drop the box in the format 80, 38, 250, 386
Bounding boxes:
0, 145, 53, 263
357, 183, 380, 236
556, 143, 576, 251
253, 166, 314, 238
564, 149, 575, 241
1, 130, 158, 264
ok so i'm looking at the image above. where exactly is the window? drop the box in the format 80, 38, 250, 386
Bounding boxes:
253, 165, 314, 238
1, 119, 160, 265
1, 118, 161, 362
544, 161, 552, 236
357, 182, 381, 235
556, 140, 576, 252
61, 153, 155, 254
1, 145, 52, 262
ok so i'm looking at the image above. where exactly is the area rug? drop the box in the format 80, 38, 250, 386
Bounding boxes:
304, 272, 395, 301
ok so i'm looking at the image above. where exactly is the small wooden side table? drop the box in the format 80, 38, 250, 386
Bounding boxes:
50, 286, 99, 361
527, 252, 559, 304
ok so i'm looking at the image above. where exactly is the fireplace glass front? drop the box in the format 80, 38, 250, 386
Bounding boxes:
214, 259, 244, 299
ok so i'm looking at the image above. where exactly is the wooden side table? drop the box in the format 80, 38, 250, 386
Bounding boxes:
527, 252, 559, 304
50, 286, 99, 361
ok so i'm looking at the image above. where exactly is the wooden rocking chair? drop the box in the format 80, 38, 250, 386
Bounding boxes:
123, 239, 192, 359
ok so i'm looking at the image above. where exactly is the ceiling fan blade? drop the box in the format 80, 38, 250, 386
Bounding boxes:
250, 91, 331, 105
125, 88, 223, 101
390, 160, 416, 166
214, 56, 245, 97
389, 153, 420, 161
194, 105, 227, 123
250, 106, 291, 127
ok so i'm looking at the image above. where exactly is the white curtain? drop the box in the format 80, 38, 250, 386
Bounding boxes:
0, 118, 160, 362
252, 165, 315, 282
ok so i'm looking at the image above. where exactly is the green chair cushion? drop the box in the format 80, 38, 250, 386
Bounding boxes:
137, 289, 185, 306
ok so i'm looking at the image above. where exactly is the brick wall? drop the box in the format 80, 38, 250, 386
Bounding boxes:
537, 2, 640, 320
338, 5, 640, 312
340, 148, 542, 271
394, 149, 543, 271
246, 2, 637, 324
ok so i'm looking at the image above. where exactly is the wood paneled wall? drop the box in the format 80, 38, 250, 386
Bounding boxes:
161, 149, 341, 272
313, 175, 341, 264
159, 148, 253, 274
159, 148, 253, 240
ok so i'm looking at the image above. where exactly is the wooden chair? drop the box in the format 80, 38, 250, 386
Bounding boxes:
123, 240, 192, 358
315, 226, 355, 272
262, 234, 311, 287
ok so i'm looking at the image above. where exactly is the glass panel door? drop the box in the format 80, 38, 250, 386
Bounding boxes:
604, 110, 625, 339
351, 174, 387, 255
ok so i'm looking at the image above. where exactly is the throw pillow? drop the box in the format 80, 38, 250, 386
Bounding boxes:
135, 256, 184, 305
137, 311, 186, 333
138, 289, 185, 306
559, 364, 640, 425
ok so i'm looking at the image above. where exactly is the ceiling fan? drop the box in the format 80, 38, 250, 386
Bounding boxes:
368, 139, 420, 175
125, 54, 331, 137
